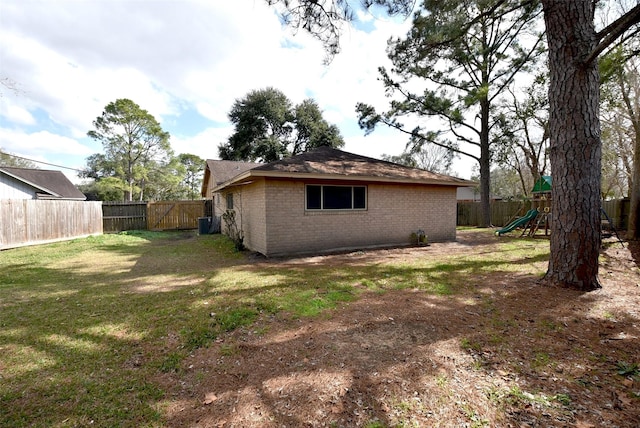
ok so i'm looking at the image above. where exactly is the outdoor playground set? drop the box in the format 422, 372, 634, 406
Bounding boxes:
495, 176, 622, 243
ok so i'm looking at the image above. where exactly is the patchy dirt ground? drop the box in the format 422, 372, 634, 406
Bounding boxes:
158, 231, 640, 427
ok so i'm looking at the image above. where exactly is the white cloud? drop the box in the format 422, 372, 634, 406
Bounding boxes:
344, 128, 406, 160
0, 129, 92, 157
1, 0, 320, 131
171, 126, 234, 160
0, 101, 35, 125
0, 0, 447, 176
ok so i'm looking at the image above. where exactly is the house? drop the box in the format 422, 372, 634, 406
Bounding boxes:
0, 167, 101, 250
457, 186, 480, 202
210, 147, 475, 257
457, 186, 505, 202
201, 159, 259, 218
0, 167, 86, 200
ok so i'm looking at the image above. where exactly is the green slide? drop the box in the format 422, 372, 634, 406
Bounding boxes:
496, 209, 539, 236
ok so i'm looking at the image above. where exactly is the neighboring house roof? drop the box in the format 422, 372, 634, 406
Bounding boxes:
0, 167, 86, 200
201, 159, 260, 196
213, 146, 475, 192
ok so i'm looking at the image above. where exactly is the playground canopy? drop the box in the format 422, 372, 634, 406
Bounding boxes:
532, 176, 552, 193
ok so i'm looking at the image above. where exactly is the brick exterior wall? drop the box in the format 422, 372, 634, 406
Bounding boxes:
230, 178, 457, 257
220, 180, 268, 254
239, 181, 267, 255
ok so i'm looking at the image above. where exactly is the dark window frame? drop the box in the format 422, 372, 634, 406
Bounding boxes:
226, 193, 234, 210
305, 184, 367, 211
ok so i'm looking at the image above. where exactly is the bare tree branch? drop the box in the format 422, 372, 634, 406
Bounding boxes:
584, 2, 640, 65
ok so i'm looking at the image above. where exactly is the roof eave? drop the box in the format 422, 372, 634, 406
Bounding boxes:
212, 169, 475, 192
36, 194, 86, 201
200, 163, 212, 197
211, 170, 253, 192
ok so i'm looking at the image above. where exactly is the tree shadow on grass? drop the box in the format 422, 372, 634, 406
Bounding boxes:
161, 273, 610, 427
625, 239, 640, 269
159, 239, 640, 427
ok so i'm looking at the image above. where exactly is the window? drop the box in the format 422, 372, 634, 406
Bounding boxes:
306, 185, 367, 210
226, 193, 234, 210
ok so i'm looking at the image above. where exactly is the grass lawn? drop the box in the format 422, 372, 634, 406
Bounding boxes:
0, 229, 637, 427
0, 231, 368, 427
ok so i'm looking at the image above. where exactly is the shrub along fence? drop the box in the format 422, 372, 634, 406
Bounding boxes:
0, 199, 103, 250
102, 200, 207, 232
457, 198, 630, 230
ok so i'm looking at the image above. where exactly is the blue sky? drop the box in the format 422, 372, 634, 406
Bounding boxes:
0, 0, 474, 183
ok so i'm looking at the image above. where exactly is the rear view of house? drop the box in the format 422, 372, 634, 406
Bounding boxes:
208, 147, 474, 257
201, 159, 259, 218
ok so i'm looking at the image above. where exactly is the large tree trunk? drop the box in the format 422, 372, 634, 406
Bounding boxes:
479, 97, 492, 227
542, 1, 602, 291
628, 129, 640, 238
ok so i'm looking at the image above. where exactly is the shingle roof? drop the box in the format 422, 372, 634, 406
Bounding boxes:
0, 167, 86, 200
213, 147, 475, 191
205, 160, 260, 186
201, 159, 261, 197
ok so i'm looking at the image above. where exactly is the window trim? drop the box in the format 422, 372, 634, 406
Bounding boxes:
226, 193, 234, 210
305, 184, 367, 211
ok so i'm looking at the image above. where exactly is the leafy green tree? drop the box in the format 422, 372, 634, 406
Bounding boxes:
78, 177, 127, 201
141, 157, 185, 201
85, 99, 173, 201
219, 87, 292, 162
292, 99, 344, 155
82, 153, 117, 179
0, 148, 37, 168
356, 0, 544, 227
268, 0, 640, 291
218, 87, 344, 162
177, 153, 205, 200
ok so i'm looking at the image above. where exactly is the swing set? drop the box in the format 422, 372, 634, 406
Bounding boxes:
495, 176, 623, 246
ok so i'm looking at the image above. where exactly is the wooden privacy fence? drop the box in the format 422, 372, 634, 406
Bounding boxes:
102, 200, 206, 232
457, 199, 630, 229
457, 201, 525, 227
0, 199, 103, 250
602, 199, 629, 230
102, 201, 147, 232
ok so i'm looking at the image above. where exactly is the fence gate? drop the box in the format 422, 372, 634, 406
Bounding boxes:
146, 200, 205, 231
